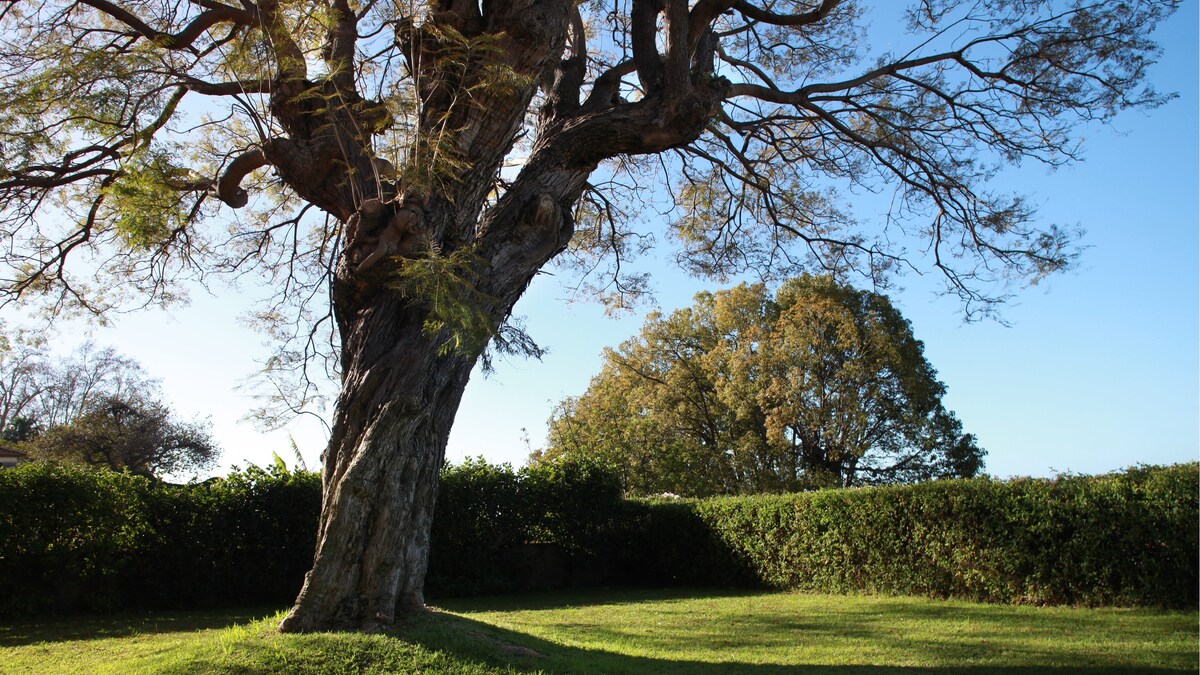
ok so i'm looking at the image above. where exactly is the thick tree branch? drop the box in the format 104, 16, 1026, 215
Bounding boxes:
326, 0, 359, 92
258, 0, 307, 81
731, 0, 839, 27
178, 76, 274, 96
581, 59, 636, 112
540, 3, 587, 122
663, 0, 691, 95
215, 148, 268, 208
688, 0, 736, 49
76, 0, 256, 51
631, 0, 665, 94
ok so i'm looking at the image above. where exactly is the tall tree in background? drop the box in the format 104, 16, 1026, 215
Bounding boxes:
540, 277, 983, 495
0, 334, 157, 435
0, 0, 1176, 631
25, 393, 220, 478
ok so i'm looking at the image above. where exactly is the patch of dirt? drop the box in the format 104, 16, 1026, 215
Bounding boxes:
499, 644, 544, 658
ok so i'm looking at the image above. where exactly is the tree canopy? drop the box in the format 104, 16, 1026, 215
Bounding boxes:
539, 276, 983, 496
0, 333, 218, 478
0, 334, 158, 436
23, 393, 219, 479
0, 0, 1176, 333
0, 0, 1178, 632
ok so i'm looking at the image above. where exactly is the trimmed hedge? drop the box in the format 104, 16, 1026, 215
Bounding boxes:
0, 457, 624, 616
428, 457, 625, 596
0, 460, 1194, 616
628, 463, 1198, 607
0, 462, 321, 616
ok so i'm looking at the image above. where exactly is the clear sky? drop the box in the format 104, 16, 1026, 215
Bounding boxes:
5, 3, 1196, 480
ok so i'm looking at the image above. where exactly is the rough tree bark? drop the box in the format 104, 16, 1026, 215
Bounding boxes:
271, 0, 732, 631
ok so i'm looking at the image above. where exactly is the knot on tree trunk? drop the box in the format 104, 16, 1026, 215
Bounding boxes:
520, 192, 572, 260
342, 194, 430, 276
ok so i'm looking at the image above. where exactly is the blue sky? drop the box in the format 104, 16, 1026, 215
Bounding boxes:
454, 2, 1200, 478
7, 3, 1197, 479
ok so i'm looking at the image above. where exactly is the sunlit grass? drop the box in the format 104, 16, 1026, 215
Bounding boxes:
1, 589, 1195, 674
439, 588, 1198, 673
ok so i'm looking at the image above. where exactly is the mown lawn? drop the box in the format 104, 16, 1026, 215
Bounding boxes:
1, 589, 1195, 674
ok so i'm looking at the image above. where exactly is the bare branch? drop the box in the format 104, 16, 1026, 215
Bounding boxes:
76, 0, 256, 51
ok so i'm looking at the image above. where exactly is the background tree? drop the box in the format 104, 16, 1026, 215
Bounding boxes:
539, 276, 983, 496
0, 0, 1176, 631
0, 334, 158, 434
0, 416, 40, 443
24, 393, 219, 479
0, 327, 49, 437
0, 334, 214, 476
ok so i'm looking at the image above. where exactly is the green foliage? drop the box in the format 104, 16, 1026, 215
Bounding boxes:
613, 498, 758, 588
388, 247, 498, 357
0, 461, 320, 617
132, 461, 322, 610
0, 463, 156, 616
428, 456, 624, 596
1, 460, 1192, 617
1, 415, 40, 442
23, 394, 219, 479
102, 149, 193, 250
429, 458, 524, 595
541, 275, 984, 495
625, 463, 1198, 608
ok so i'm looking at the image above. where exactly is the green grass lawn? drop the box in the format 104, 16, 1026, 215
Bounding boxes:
1, 589, 1195, 674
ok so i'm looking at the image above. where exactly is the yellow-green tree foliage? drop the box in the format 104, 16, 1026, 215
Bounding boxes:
541, 276, 982, 496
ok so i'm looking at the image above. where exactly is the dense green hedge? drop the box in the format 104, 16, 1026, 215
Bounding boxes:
0, 461, 321, 616
0, 460, 1194, 616
0, 457, 624, 616
428, 457, 625, 596
629, 463, 1198, 607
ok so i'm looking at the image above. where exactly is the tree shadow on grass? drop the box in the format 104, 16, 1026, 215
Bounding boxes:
404, 610, 1195, 675
416, 589, 1197, 675
0, 607, 279, 647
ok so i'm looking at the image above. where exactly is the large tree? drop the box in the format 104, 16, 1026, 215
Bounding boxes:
0, 0, 1176, 631
539, 276, 984, 496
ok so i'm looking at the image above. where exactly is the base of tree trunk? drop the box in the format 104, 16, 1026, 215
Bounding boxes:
278, 338, 470, 634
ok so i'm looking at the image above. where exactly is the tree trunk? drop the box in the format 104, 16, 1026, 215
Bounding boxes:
277, 161, 578, 632
273, 0, 728, 629
279, 295, 475, 633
